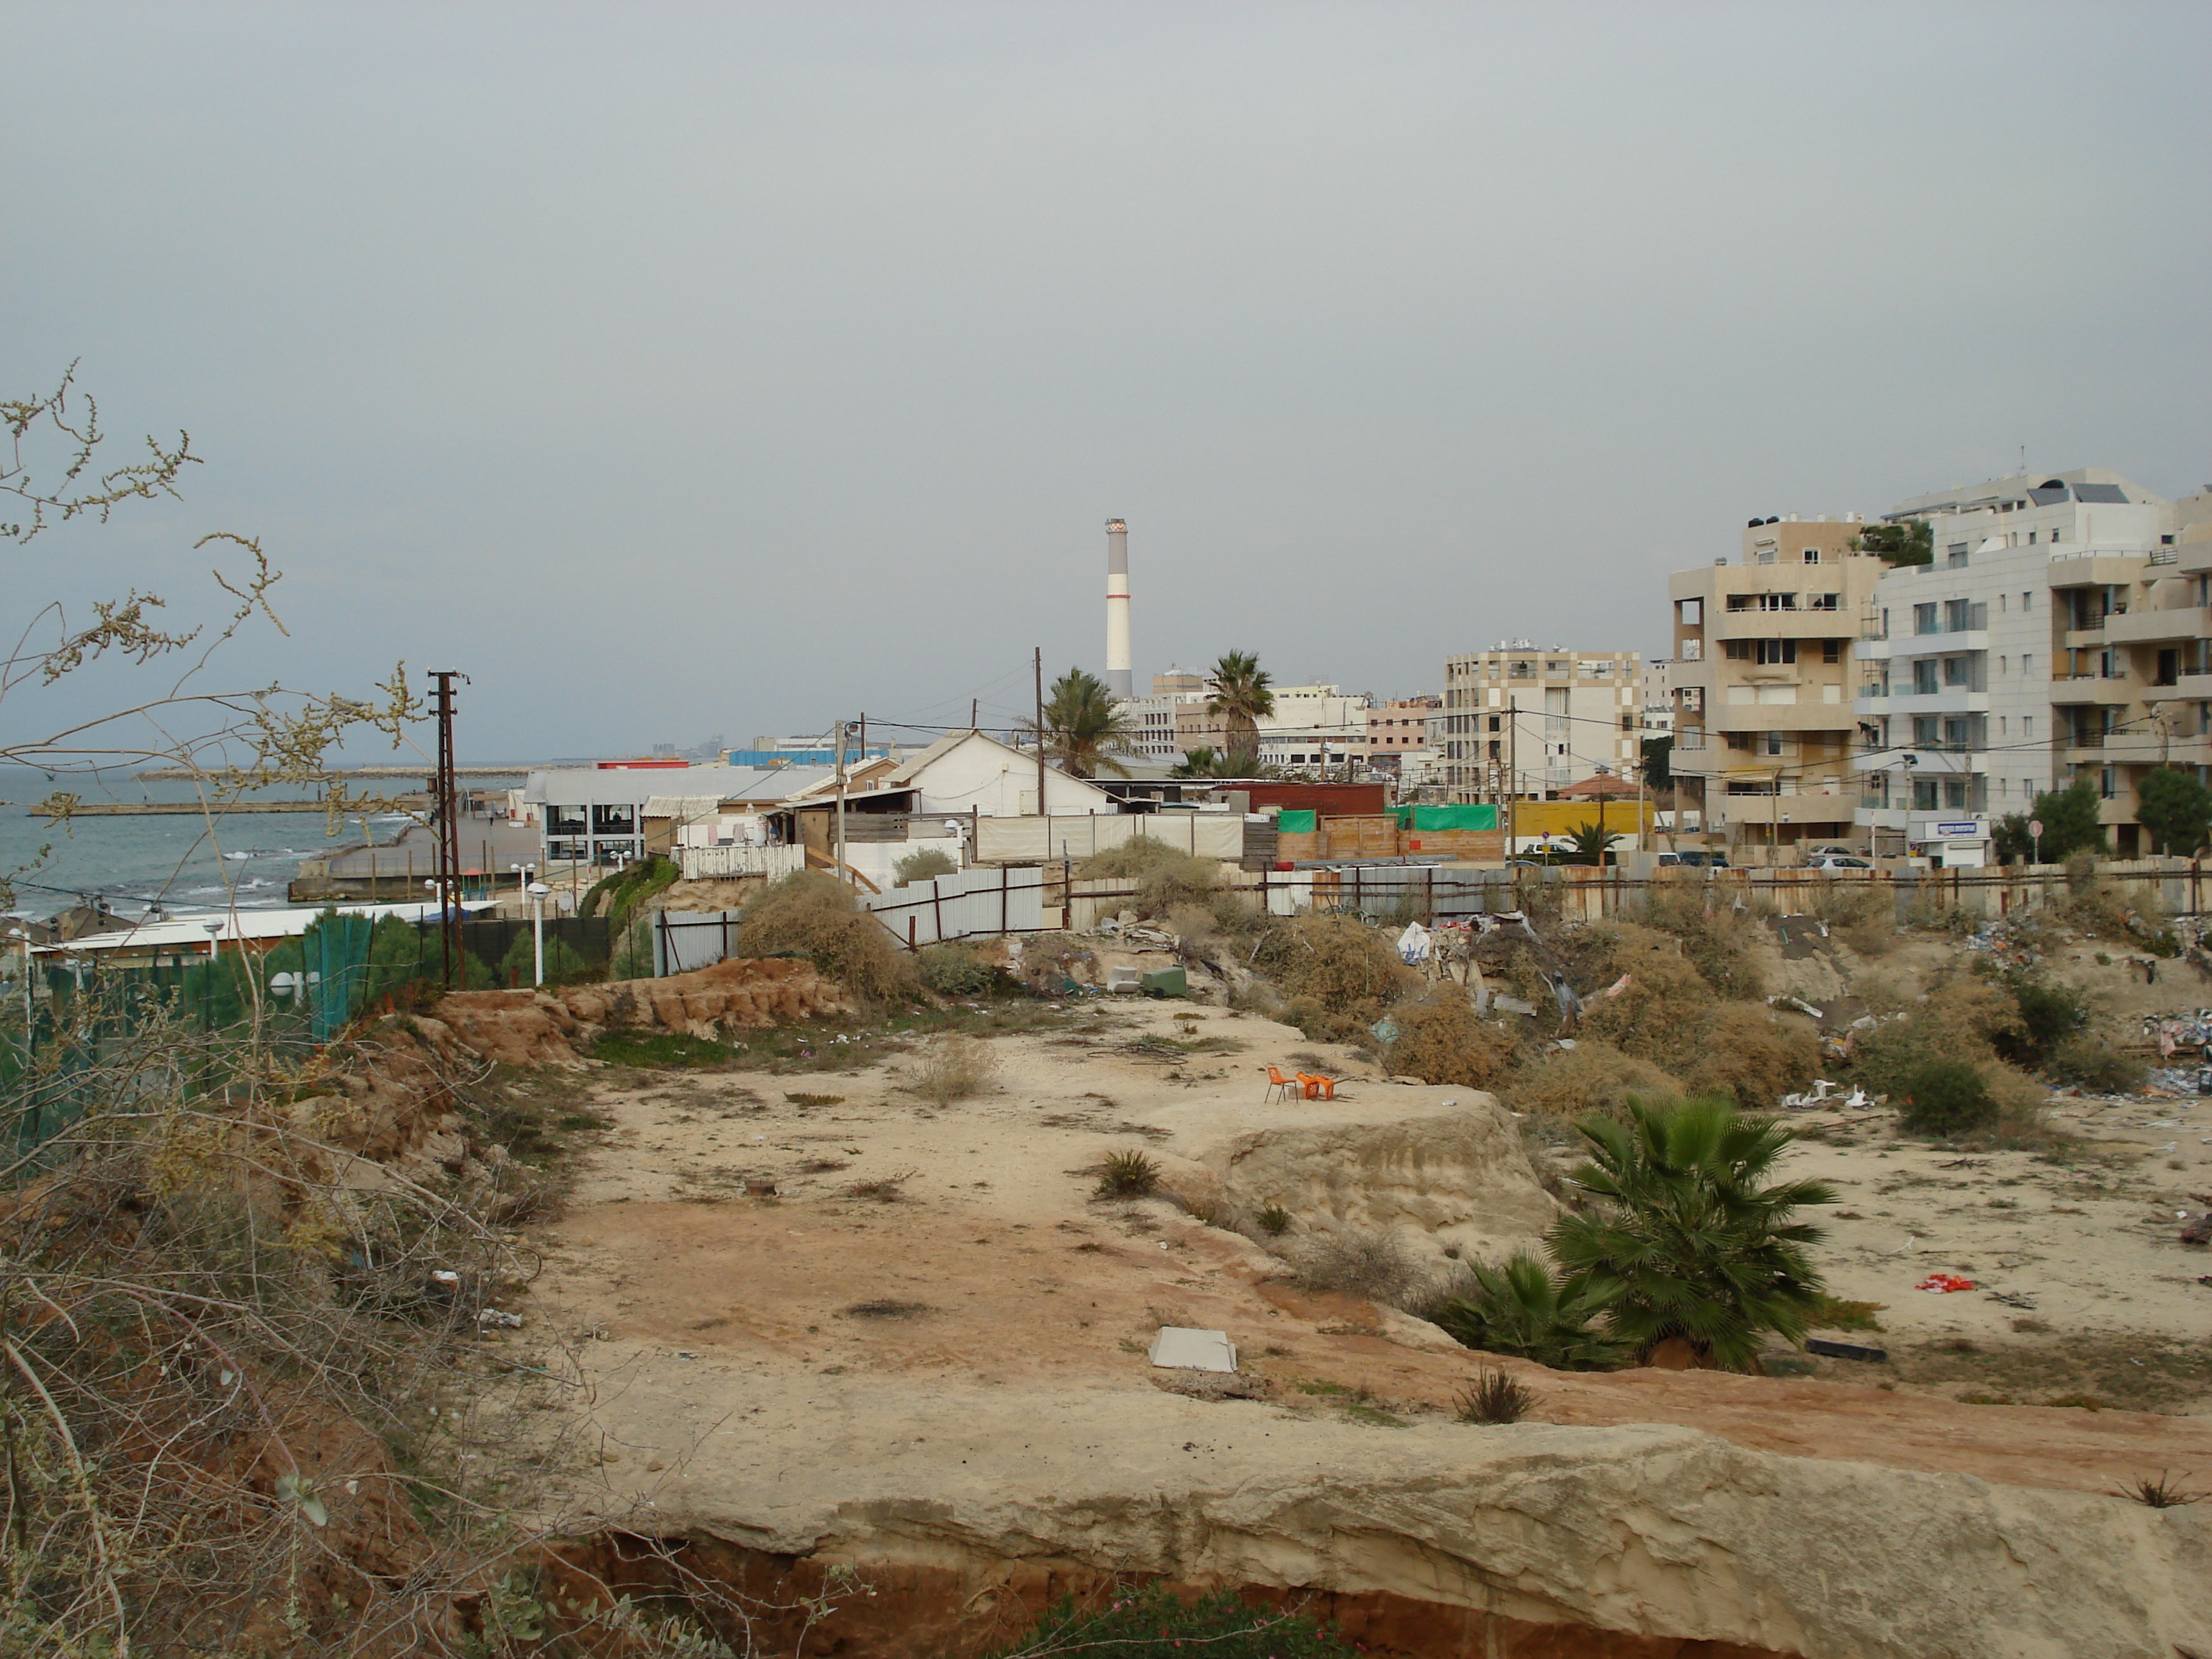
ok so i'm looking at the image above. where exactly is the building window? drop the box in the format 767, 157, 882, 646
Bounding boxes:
2023, 715, 2033, 737
1803, 548, 1820, 564
2021, 592, 2033, 611
1822, 639, 1842, 665
1765, 732, 1784, 755
2022, 653, 2033, 675
1807, 593, 1840, 611
1913, 603, 1938, 635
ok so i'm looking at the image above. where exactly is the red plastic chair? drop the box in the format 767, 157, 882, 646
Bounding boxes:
1264, 1065, 1298, 1104
1295, 1071, 1338, 1102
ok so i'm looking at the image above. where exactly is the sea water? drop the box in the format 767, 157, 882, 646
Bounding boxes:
0, 767, 511, 922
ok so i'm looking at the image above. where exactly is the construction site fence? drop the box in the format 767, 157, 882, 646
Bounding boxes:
1, 912, 613, 1155
675, 842, 807, 881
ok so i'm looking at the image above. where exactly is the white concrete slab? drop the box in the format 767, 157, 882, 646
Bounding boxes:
1148, 1326, 1236, 1373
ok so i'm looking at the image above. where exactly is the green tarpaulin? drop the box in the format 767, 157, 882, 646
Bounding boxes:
1388, 804, 1498, 832
1275, 809, 1318, 833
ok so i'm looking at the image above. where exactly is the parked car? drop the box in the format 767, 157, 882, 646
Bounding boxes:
1804, 853, 1874, 870
1803, 842, 1862, 859
1656, 850, 1730, 868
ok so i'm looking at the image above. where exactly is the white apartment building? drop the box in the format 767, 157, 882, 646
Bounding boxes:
1440, 644, 1642, 803
1120, 667, 1208, 763
1668, 516, 1889, 849
1853, 469, 2208, 859
1174, 682, 1374, 773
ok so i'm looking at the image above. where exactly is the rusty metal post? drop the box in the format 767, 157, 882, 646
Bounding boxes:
430, 670, 467, 987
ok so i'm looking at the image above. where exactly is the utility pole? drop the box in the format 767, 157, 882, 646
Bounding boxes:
971, 698, 979, 733
1506, 696, 1519, 859
1033, 647, 1048, 818
431, 670, 465, 986
832, 718, 849, 886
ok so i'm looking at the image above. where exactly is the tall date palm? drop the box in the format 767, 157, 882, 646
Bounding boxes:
1024, 667, 1138, 779
1205, 650, 1274, 752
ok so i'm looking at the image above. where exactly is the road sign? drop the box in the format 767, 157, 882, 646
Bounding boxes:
2029, 819, 2044, 838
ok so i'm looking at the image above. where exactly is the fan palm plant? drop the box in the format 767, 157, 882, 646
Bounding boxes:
1563, 822, 1624, 866
1548, 1097, 1836, 1371
1022, 667, 1138, 779
1206, 651, 1274, 751
1429, 1249, 1623, 1370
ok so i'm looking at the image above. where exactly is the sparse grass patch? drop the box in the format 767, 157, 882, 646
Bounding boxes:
844, 1166, 918, 1202
842, 1299, 930, 1319
1257, 1204, 1292, 1236
1290, 1229, 1424, 1309
2118, 1471, 2200, 1509
1094, 1148, 1161, 1199
1456, 1369, 1538, 1424
588, 1030, 735, 1069
1809, 1295, 1887, 1333
783, 1091, 845, 1107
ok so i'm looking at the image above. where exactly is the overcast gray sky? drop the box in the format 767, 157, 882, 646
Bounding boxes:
6, 1, 2208, 762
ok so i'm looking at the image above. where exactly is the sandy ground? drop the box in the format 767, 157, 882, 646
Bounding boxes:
487, 994, 2212, 1537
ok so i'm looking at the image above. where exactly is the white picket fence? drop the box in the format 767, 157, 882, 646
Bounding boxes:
675, 842, 806, 881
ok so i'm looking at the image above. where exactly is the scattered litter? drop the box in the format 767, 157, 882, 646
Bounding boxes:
1985, 1291, 2038, 1310
1806, 1337, 1888, 1364
1915, 1273, 1978, 1294
1782, 1079, 1869, 1110
1105, 966, 1143, 996
1766, 994, 1825, 1019
2181, 1215, 2212, 1246
1397, 922, 1432, 966
476, 1308, 523, 1328
675, 1351, 696, 1361
1148, 1326, 1237, 1373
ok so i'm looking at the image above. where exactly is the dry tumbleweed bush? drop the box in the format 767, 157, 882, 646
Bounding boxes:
907, 1033, 1001, 1104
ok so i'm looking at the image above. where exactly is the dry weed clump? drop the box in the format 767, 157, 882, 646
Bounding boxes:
1508, 1040, 1684, 1128
1849, 977, 2023, 1103
1642, 881, 1766, 999
1290, 1229, 1426, 1309
734, 870, 920, 1005
1807, 878, 1897, 956
907, 1033, 1001, 1103
1385, 995, 1519, 1089
1566, 925, 1815, 1108
1683, 1004, 1822, 1110
1078, 837, 1246, 926
1253, 914, 1415, 1043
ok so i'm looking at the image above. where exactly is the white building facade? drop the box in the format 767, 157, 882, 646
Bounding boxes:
1853, 468, 2204, 859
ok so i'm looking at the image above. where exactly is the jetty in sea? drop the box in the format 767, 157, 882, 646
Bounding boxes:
133, 765, 540, 781
22, 796, 432, 817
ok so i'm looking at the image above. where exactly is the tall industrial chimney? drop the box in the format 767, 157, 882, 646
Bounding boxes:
1103, 518, 1132, 700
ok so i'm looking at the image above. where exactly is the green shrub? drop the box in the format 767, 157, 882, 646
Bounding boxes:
1428, 1249, 1623, 1370
981, 1585, 1358, 1659
1991, 971, 2089, 1069
497, 930, 592, 988
1897, 1058, 1996, 1136
891, 847, 958, 887
733, 871, 920, 1005
1642, 884, 1765, 999
917, 943, 998, 998
2048, 1034, 2147, 1093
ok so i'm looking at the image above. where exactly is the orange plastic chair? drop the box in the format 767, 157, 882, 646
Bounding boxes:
1296, 1071, 1338, 1102
1264, 1066, 1298, 1104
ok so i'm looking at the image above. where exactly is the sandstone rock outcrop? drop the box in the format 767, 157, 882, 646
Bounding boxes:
431, 958, 852, 1064
565, 1379, 2212, 1659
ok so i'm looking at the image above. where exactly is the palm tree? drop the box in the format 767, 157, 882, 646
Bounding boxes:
1022, 667, 1138, 779
1547, 1097, 1836, 1371
1205, 651, 1274, 752
1563, 822, 1623, 866
1170, 743, 1270, 780
1429, 1249, 1624, 1371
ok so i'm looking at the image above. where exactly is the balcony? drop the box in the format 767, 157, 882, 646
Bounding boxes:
2048, 672, 2141, 704
2058, 731, 2167, 764
1857, 630, 1990, 660
1859, 689, 1988, 718
1706, 701, 1856, 733
2105, 603, 2211, 647
1709, 608, 1853, 641
1852, 746, 1987, 776
2149, 670, 2212, 703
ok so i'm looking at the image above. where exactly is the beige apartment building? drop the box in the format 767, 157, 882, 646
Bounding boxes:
1440, 644, 1642, 803
1667, 516, 1889, 850
1366, 696, 1439, 776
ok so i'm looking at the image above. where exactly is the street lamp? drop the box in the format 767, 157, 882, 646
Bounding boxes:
526, 881, 551, 986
